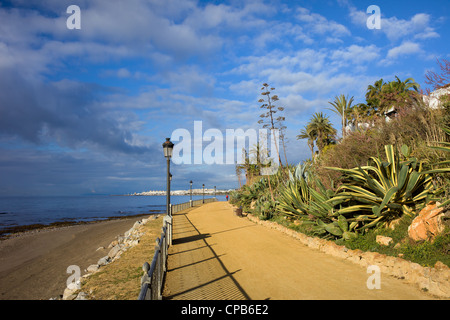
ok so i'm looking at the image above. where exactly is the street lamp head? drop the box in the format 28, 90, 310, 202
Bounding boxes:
162, 138, 174, 159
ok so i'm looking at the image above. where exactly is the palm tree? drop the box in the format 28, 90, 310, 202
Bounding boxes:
327, 94, 354, 139
403, 77, 420, 92
297, 125, 316, 160
365, 77, 421, 116
366, 78, 385, 107
389, 76, 420, 92
307, 112, 337, 154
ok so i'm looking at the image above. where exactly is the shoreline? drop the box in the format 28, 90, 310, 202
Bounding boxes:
0, 213, 158, 240
0, 214, 156, 300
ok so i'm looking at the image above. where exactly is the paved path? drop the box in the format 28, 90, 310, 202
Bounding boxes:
162, 201, 435, 300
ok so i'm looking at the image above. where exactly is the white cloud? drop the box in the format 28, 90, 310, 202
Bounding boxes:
117, 68, 132, 78
386, 41, 422, 59
158, 66, 217, 95
229, 49, 328, 77
349, 7, 439, 42
183, 1, 271, 31
331, 44, 381, 65
382, 13, 439, 41
296, 6, 351, 38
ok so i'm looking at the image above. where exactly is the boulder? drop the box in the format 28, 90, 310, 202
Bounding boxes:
75, 292, 88, 300
108, 240, 118, 248
108, 244, 122, 259
408, 202, 445, 242
133, 221, 142, 229
124, 227, 134, 237
86, 264, 99, 273
63, 283, 79, 300
376, 235, 393, 246
97, 256, 110, 266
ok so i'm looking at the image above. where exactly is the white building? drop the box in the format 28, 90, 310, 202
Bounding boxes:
423, 85, 450, 109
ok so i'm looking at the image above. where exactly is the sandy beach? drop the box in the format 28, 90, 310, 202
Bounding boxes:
0, 216, 150, 300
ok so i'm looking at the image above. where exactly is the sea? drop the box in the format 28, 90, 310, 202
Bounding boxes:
0, 194, 227, 234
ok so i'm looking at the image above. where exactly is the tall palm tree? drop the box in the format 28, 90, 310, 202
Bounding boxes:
327, 94, 354, 139
307, 112, 337, 154
297, 125, 316, 160
403, 77, 420, 92
365, 77, 421, 116
366, 78, 385, 107
388, 76, 420, 92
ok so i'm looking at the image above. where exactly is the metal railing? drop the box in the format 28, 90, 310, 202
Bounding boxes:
170, 197, 217, 214
137, 197, 217, 300
138, 215, 171, 300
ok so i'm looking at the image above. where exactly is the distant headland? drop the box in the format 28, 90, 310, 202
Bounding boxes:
125, 188, 234, 196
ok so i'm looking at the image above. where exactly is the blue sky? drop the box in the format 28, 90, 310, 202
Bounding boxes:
0, 0, 449, 196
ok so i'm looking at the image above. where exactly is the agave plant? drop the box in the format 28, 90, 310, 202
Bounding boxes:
278, 164, 359, 239
254, 194, 278, 220
326, 144, 439, 230
279, 162, 317, 219
278, 178, 310, 219
425, 125, 450, 206
289, 162, 311, 183
315, 215, 358, 240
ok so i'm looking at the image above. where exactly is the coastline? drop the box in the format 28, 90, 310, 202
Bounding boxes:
0, 214, 153, 300
0, 213, 154, 240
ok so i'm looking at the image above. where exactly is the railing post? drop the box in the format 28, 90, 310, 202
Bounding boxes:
163, 215, 172, 246
154, 238, 160, 300
139, 262, 151, 300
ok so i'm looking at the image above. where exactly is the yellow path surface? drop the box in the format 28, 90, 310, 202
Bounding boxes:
163, 201, 435, 300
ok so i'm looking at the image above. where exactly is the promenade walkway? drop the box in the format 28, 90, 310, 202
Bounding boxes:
162, 201, 434, 300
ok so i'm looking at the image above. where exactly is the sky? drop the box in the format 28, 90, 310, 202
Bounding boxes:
0, 0, 449, 196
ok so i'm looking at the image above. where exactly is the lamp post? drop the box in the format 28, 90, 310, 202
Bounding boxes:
162, 138, 174, 216
202, 183, 205, 204
189, 180, 193, 207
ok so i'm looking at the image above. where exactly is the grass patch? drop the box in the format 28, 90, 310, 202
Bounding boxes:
80, 217, 163, 300
336, 214, 450, 268
269, 214, 317, 237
